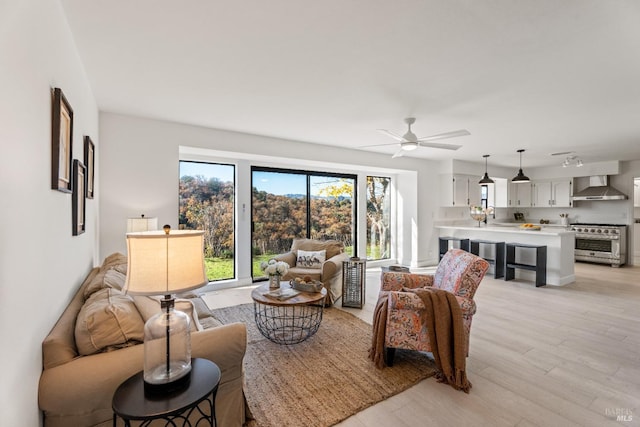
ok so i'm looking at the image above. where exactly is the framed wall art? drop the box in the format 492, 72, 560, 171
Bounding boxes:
84, 136, 95, 199
72, 159, 86, 236
51, 87, 74, 193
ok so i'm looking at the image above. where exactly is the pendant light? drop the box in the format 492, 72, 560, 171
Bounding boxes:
478, 154, 495, 185
512, 149, 530, 183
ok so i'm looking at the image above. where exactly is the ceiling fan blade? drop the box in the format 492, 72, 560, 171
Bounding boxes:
418, 141, 463, 151
358, 142, 402, 148
392, 149, 405, 158
377, 129, 406, 142
417, 129, 470, 142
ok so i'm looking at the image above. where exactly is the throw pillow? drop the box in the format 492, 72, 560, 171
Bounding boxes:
75, 288, 144, 356
83, 268, 126, 298
103, 268, 126, 290
296, 249, 326, 268
132, 295, 204, 332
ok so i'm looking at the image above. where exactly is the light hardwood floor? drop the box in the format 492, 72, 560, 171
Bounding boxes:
203, 262, 640, 426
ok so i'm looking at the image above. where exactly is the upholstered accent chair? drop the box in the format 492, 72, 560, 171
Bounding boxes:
273, 238, 350, 305
380, 248, 489, 364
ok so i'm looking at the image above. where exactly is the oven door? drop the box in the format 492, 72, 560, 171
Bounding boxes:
574, 236, 621, 262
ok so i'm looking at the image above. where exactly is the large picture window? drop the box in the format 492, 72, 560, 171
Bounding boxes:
366, 176, 391, 260
251, 167, 356, 280
179, 161, 235, 281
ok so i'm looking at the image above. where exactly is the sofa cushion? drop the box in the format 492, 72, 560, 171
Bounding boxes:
187, 296, 223, 329
296, 249, 326, 268
82, 253, 128, 299
75, 288, 145, 356
132, 295, 207, 332
103, 269, 126, 290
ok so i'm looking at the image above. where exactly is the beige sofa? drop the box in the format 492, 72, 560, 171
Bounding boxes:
38, 253, 247, 427
274, 238, 350, 305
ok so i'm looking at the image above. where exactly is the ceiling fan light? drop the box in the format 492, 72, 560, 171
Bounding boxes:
402, 142, 418, 151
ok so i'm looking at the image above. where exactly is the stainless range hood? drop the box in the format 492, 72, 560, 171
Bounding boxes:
572, 175, 628, 201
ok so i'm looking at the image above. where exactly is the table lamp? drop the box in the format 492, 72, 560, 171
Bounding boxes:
126, 214, 158, 233
124, 225, 207, 394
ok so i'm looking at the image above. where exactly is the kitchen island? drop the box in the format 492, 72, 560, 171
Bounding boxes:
436, 225, 575, 286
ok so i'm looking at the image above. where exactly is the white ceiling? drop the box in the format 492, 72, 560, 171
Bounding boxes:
60, 0, 640, 168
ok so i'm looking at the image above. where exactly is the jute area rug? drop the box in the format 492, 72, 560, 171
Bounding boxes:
211, 303, 436, 427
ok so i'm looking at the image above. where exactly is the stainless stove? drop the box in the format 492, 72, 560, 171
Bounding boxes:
570, 223, 627, 267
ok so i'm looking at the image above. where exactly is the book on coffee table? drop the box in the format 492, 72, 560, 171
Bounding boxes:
263, 288, 300, 301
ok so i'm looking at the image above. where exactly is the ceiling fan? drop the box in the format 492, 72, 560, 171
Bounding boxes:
362, 117, 470, 158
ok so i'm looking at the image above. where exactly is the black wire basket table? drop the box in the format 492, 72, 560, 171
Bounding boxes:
251, 283, 327, 345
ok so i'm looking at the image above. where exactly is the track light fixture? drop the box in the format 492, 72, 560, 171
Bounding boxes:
562, 155, 583, 168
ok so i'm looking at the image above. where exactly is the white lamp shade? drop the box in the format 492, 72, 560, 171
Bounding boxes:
127, 216, 158, 233
125, 230, 207, 295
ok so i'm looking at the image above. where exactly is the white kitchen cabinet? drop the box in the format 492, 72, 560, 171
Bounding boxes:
634, 178, 640, 207
440, 174, 482, 207
552, 179, 573, 207
532, 179, 573, 207
493, 178, 509, 208
468, 176, 482, 206
508, 181, 532, 207
532, 181, 552, 207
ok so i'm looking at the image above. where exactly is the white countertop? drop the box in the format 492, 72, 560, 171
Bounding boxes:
436, 223, 576, 285
436, 224, 575, 236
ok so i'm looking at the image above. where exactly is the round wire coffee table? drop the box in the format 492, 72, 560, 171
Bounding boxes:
251, 283, 327, 345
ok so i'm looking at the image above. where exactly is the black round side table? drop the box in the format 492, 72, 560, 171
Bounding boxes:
112, 358, 221, 427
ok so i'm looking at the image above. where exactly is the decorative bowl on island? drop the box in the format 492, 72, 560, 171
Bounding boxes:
470, 206, 487, 227
519, 223, 542, 231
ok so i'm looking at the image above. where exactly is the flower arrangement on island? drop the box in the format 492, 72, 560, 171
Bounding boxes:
260, 259, 289, 277
470, 205, 495, 226
469, 205, 494, 216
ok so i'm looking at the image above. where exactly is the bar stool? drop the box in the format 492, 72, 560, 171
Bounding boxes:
470, 240, 505, 279
505, 243, 547, 287
438, 237, 470, 260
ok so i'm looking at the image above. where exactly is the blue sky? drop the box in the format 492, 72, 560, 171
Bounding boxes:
179, 161, 234, 183
180, 162, 351, 197
253, 171, 306, 195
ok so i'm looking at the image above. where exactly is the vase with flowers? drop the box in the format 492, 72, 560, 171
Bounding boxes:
260, 259, 290, 289
470, 206, 494, 227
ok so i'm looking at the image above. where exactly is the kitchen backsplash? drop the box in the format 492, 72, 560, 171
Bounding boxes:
438, 205, 632, 226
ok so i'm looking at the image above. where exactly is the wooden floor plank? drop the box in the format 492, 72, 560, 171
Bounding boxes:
204, 261, 640, 427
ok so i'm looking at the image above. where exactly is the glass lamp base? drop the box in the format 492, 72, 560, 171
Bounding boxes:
143, 296, 192, 395
144, 366, 191, 395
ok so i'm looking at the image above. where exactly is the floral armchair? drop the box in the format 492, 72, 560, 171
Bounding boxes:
380, 248, 489, 364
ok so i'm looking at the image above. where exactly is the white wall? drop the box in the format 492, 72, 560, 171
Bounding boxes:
99, 113, 443, 285
0, 0, 99, 424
